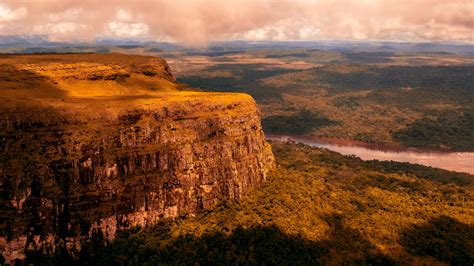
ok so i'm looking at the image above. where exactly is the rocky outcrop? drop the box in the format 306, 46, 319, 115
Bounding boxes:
0, 54, 274, 263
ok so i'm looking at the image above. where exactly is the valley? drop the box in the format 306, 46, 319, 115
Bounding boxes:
0, 46, 473, 265
268, 135, 474, 174
1, 0, 473, 264
171, 48, 474, 151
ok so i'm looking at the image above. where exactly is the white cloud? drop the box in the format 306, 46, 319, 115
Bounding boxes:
48, 8, 82, 22
0, 4, 27, 22
106, 21, 149, 37
0, 0, 472, 44
33, 22, 85, 34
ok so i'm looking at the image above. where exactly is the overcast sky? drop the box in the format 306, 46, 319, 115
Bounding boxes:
0, 0, 472, 45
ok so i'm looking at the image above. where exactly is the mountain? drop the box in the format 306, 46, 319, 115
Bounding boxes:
0, 37, 473, 55
0, 53, 274, 263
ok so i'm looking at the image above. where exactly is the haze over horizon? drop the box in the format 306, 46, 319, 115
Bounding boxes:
0, 0, 472, 46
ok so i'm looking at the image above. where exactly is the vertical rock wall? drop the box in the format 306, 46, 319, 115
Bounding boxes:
0, 86, 274, 263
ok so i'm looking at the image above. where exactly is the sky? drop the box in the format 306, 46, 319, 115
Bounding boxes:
0, 0, 472, 46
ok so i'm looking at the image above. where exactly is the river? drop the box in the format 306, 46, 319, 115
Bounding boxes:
267, 135, 474, 175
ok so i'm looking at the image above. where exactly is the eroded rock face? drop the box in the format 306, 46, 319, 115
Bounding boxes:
0, 54, 274, 263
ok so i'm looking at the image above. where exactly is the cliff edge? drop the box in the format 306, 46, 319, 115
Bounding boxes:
0, 54, 274, 262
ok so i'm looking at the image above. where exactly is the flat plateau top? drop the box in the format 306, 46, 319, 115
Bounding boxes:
0, 53, 254, 122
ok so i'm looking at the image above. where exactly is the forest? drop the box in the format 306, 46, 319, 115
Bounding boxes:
262, 109, 337, 135
393, 108, 474, 150
23, 142, 473, 265
178, 52, 474, 151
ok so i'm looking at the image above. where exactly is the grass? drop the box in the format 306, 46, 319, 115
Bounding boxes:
0, 53, 257, 123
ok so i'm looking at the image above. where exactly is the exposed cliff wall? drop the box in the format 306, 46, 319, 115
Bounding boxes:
0, 54, 274, 263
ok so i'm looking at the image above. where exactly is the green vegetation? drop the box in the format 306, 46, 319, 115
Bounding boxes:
30, 142, 473, 265
178, 64, 299, 102
302, 65, 473, 97
262, 109, 337, 134
393, 108, 474, 150
177, 51, 474, 150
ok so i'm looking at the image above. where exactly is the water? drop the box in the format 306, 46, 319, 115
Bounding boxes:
267, 135, 474, 174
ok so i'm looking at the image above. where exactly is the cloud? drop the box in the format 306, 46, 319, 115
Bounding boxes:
0, 0, 472, 45
106, 21, 149, 37
0, 4, 27, 22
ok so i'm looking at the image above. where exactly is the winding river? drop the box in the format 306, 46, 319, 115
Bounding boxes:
267, 135, 474, 175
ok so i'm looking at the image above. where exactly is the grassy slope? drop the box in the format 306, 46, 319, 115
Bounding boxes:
42, 142, 474, 265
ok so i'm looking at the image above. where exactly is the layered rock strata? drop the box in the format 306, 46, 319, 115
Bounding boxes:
0, 54, 274, 262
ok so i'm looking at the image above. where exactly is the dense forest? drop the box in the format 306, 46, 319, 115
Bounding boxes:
178, 63, 294, 102
393, 108, 474, 150
178, 53, 474, 151
24, 142, 474, 265
262, 109, 337, 135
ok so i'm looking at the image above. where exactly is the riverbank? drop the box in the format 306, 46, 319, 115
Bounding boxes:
267, 134, 474, 175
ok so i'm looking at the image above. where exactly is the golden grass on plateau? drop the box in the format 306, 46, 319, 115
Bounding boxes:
0, 53, 255, 122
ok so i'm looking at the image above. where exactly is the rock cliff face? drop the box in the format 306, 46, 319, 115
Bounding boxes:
0, 54, 274, 263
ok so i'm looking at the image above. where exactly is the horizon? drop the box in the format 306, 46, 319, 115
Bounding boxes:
2, 35, 474, 45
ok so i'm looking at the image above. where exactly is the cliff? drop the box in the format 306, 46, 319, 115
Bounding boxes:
0, 54, 274, 263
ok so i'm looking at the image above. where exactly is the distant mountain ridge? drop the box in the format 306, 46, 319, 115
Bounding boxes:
0, 36, 473, 55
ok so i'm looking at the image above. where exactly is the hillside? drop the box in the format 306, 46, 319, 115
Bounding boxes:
0, 54, 274, 263
39, 141, 474, 265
